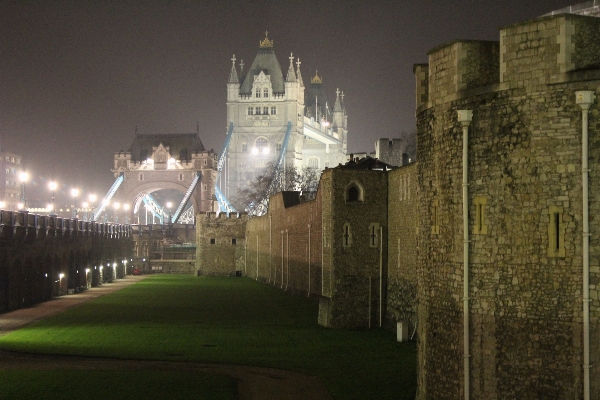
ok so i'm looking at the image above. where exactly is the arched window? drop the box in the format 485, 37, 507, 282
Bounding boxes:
255, 137, 268, 149
345, 181, 364, 203
308, 157, 319, 169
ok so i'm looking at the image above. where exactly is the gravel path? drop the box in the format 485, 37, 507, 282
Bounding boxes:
0, 276, 332, 400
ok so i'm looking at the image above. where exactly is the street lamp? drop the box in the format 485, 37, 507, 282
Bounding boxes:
48, 181, 57, 216
123, 203, 130, 224
71, 188, 79, 218
113, 202, 120, 224
88, 194, 97, 221
19, 172, 28, 210
82, 201, 89, 221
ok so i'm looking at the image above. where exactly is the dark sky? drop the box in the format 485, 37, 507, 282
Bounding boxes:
0, 0, 576, 204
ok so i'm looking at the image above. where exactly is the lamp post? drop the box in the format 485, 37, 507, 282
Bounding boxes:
71, 188, 79, 218
123, 203, 130, 224
48, 181, 57, 216
19, 172, 28, 210
113, 202, 120, 224
89, 194, 97, 221
82, 201, 89, 221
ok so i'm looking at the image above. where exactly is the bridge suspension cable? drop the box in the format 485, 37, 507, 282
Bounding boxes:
93, 173, 124, 221
215, 122, 236, 214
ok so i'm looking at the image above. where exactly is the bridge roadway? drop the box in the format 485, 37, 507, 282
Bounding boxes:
0, 275, 332, 400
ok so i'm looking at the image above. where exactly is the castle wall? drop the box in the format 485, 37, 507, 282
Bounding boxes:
415, 13, 600, 400
195, 212, 247, 276
386, 164, 418, 333
245, 190, 323, 297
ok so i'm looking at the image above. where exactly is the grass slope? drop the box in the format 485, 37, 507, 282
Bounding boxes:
0, 275, 416, 399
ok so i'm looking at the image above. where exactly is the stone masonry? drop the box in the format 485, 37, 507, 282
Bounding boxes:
196, 212, 247, 276
415, 13, 600, 399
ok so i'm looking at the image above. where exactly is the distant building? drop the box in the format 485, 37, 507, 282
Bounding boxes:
0, 151, 23, 211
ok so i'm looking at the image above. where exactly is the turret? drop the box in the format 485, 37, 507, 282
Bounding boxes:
285, 53, 297, 100
227, 54, 240, 101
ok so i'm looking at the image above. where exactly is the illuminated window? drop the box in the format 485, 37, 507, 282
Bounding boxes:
256, 137, 268, 149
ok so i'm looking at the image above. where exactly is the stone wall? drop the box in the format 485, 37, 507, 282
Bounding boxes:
415, 13, 600, 400
245, 190, 323, 296
386, 164, 418, 333
375, 138, 403, 167
196, 212, 247, 276
319, 168, 389, 328
0, 211, 132, 313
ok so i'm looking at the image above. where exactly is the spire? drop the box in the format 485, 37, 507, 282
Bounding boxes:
286, 52, 297, 82
296, 57, 304, 87
333, 88, 342, 112
228, 54, 239, 83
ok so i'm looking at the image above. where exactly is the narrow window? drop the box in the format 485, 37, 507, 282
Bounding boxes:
263, 106, 269, 115
263, 88, 269, 98
547, 206, 565, 257
255, 89, 261, 98
204, 159, 207, 165
139, 173, 144, 181
203, 184, 207, 191
369, 223, 380, 248
343, 223, 351, 247
178, 173, 184, 181
271, 106, 277, 115
431, 199, 440, 234
232, 238, 237, 245
473, 196, 488, 235
210, 238, 216, 245
248, 107, 254, 115
242, 143, 248, 152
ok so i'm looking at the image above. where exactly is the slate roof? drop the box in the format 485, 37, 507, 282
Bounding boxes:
127, 133, 205, 162
240, 47, 286, 95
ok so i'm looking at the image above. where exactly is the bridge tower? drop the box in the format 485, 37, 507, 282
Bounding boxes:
224, 33, 347, 208
111, 132, 217, 224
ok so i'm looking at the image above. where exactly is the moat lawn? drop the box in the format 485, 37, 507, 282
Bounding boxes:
0, 275, 416, 399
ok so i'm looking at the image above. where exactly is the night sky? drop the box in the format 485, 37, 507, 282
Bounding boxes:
1, 0, 577, 205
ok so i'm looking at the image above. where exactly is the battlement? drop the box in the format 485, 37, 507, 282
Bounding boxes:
417, 14, 600, 110
201, 211, 248, 220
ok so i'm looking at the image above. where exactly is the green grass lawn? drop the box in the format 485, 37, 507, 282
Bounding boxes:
0, 370, 237, 400
0, 275, 416, 399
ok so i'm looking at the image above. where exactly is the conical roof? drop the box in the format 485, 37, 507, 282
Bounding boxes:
239, 33, 285, 95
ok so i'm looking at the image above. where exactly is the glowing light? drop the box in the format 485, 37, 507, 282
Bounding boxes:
85, 269, 90, 273
168, 158, 176, 165
146, 158, 154, 165
70, 188, 79, 197
262, 147, 270, 154
17, 203, 24, 210
123, 204, 130, 211
19, 172, 29, 183
166, 201, 173, 209
59, 273, 64, 279
0, 201, 5, 209
113, 202, 120, 210
48, 181, 57, 191
82, 201, 89, 208
88, 194, 97, 203
251, 147, 258, 155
